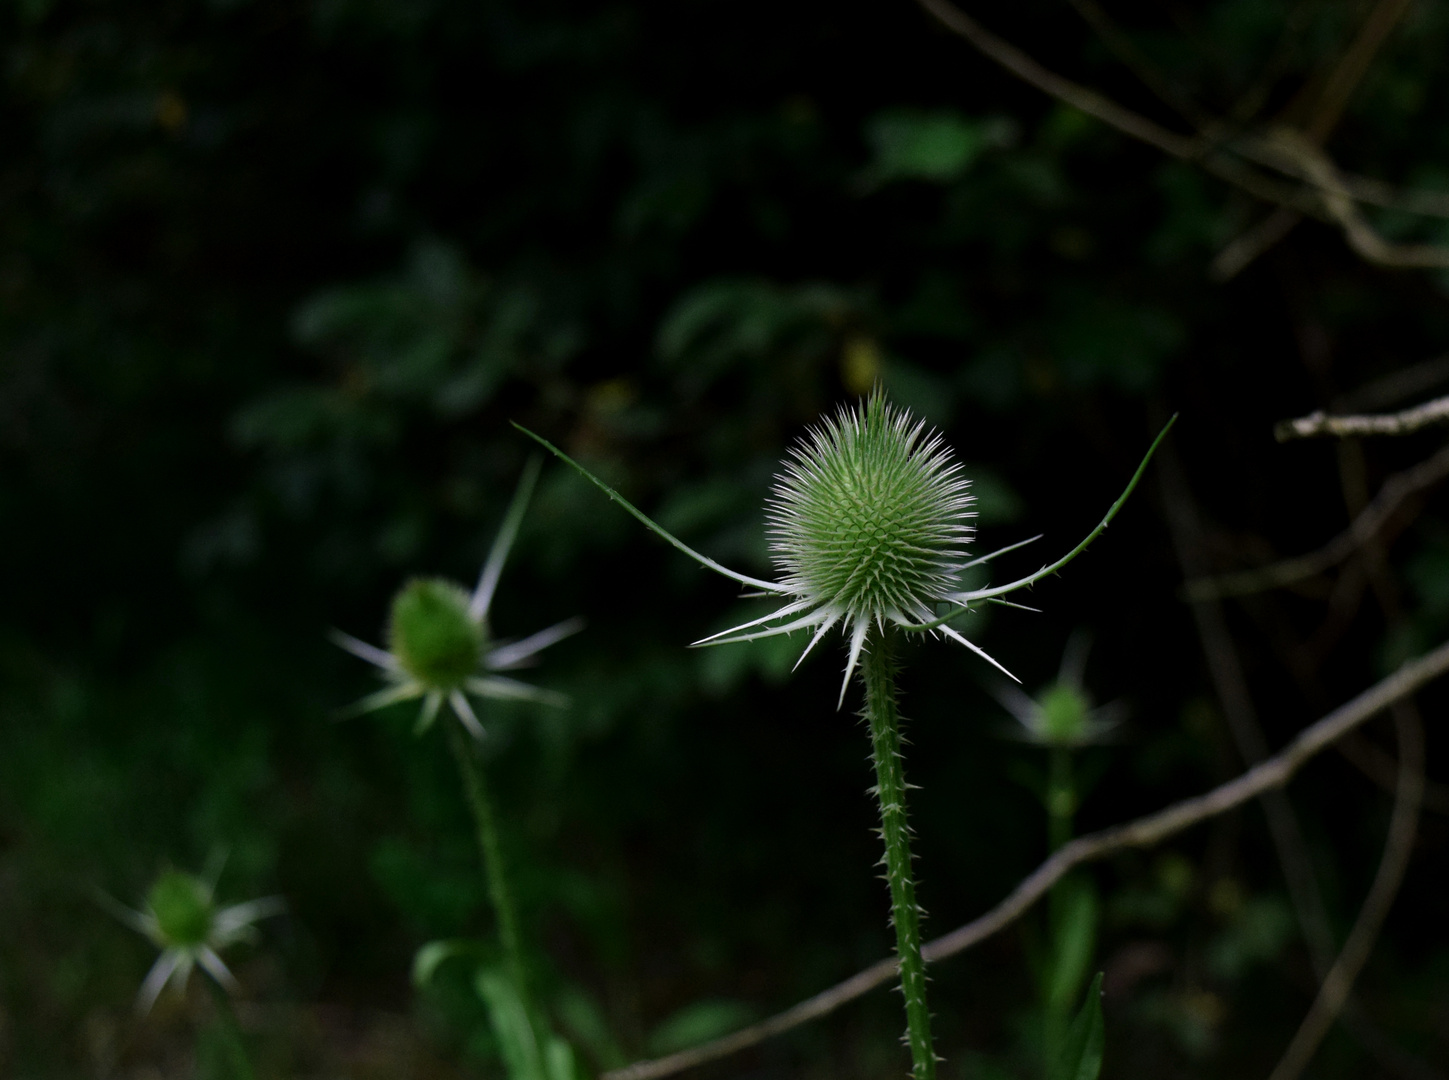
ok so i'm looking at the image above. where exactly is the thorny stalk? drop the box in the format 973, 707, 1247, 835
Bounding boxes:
862, 626, 937, 1079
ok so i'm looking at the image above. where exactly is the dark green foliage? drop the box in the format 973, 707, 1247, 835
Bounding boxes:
5, 0, 1449, 1076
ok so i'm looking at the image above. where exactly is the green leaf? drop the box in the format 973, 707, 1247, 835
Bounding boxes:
1050, 972, 1105, 1080
544, 1034, 585, 1080
476, 966, 547, 1080
1047, 879, 1099, 1010
862, 109, 1015, 186
646, 998, 756, 1057
411, 938, 484, 987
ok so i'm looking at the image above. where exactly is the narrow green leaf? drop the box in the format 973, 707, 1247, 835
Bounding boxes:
477, 966, 547, 1080
1051, 972, 1106, 1080
411, 938, 479, 988
511, 423, 783, 594
1047, 880, 1099, 1010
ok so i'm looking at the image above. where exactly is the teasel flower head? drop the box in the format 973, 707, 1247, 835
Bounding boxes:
745, 393, 991, 698
516, 394, 1174, 708
101, 864, 283, 1015
334, 458, 583, 740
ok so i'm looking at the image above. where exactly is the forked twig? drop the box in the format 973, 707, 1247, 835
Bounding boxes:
1183, 442, 1449, 600
1276, 395, 1449, 441
601, 638, 1449, 1080
911, 0, 1449, 270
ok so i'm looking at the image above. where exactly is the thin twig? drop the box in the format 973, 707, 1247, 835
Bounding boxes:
1267, 700, 1425, 1080
912, 0, 1198, 159
1304, 0, 1415, 143
912, 0, 1449, 269
599, 638, 1449, 1080
1211, 207, 1303, 282
1061, 0, 1209, 128
1212, 0, 1415, 278
1338, 731, 1449, 814
1183, 442, 1449, 600
1277, 394, 1449, 440
1159, 440, 1338, 976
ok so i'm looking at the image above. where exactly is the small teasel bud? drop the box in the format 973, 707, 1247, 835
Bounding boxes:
1038, 683, 1092, 746
146, 870, 216, 949
389, 578, 485, 692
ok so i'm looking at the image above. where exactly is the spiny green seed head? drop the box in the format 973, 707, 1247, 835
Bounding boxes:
767, 394, 974, 624
389, 578, 484, 692
1038, 683, 1091, 745
147, 870, 215, 948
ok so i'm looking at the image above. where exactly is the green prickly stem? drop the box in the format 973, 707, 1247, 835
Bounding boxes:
862, 625, 937, 1080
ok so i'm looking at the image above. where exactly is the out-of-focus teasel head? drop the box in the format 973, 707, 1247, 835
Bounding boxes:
333, 458, 583, 740
993, 632, 1123, 748
101, 864, 283, 1015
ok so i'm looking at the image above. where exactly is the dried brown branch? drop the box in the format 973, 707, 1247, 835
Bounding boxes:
1061, 0, 1209, 128
1268, 701, 1426, 1080
1211, 207, 1303, 282
599, 638, 1449, 1080
1212, 0, 1415, 278
1183, 442, 1449, 600
1304, 0, 1415, 143
913, 0, 1449, 270
1276, 395, 1449, 440
912, 0, 1199, 158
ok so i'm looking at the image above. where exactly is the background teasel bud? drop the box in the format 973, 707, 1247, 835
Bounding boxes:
147, 869, 217, 950
389, 578, 486, 693
993, 632, 1123, 749
101, 864, 284, 1014
334, 458, 582, 740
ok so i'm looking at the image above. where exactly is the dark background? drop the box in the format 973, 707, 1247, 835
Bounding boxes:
3, 0, 1449, 1076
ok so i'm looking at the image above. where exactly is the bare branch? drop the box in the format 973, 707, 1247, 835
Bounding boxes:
1061, 0, 1210, 128
912, 0, 1198, 159
913, 0, 1449, 270
1268, 701, 1426, 1080
1276, 395, 1449, 440
599, 638, 1449, 1080
1304, 0, 1415, 143
1212, 207, 1303, 282
1183, 442, 1449, 600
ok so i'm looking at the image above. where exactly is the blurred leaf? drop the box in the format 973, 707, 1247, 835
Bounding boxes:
1050, 972, 1105, 1080
646, 998, 756, 1057
656, 278, 851, 391
861, 109, 1015, 187
477, 966, 548, 1080
1206, 895, 1293, 981
1048, 879, 1099, 1010
413, 937, 488, 987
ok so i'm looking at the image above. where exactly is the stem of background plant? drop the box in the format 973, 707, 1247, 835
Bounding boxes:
204, 976, 256, 1080
1043, 746, 1077, 1073
1047, 747, 1075, 856
862, 625, 938, 1080
446, 718, 531, 1009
